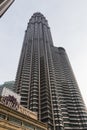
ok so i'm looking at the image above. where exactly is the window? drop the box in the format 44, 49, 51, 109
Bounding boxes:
35, 128, 44, 130
0, 113, 6, 119
23, 122, 34, 130
7, 116, 22, 126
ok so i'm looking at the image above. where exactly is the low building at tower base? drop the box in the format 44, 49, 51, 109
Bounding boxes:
0, 87, 48, 130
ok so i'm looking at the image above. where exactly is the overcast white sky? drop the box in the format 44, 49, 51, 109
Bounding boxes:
0, 0, 87, 106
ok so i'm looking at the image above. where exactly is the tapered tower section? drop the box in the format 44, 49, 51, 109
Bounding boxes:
15, 12, 87, 130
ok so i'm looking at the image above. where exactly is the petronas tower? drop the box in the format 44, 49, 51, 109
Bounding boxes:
15, 12, 87, 130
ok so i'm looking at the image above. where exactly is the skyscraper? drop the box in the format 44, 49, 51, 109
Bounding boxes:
15, 12, 87, 130
0, 0, 14, 17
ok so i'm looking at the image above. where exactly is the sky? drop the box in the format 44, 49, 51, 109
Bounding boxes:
0, 0, 87, 106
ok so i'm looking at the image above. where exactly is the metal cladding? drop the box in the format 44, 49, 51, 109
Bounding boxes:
15, 12, 87, 130
0, 0, 14, 17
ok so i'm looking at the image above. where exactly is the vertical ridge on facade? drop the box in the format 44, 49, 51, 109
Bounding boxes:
15, 12, 87, 130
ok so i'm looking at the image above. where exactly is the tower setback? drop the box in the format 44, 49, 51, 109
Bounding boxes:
15, 12, 87, 130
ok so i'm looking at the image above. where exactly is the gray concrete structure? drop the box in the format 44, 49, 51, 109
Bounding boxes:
15, 12, 87, 130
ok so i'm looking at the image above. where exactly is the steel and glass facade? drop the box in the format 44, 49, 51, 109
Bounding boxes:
0, 0, 14, 17
15, 12, 87, 130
